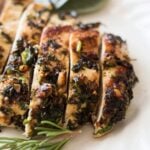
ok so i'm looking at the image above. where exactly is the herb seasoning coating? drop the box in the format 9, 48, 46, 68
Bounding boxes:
0, 1, 138, 139
0, 3, 50, 129
65, 29, 101, 129
94, 34, 138, 137
25, 25, 73, 137
0, 0, 33, 73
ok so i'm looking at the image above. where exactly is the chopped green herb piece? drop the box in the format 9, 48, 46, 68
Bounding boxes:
19, 77, 26, 83
97, 125, 113, 134
21, 48, 31, 65
21, 47, 35, 66
23, 118, 31, 125
76, 40, 82, 52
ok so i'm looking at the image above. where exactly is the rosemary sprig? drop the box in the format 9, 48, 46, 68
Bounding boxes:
0, 137, 70, 150
35, 120, 72, 138
0, 120, 79, 150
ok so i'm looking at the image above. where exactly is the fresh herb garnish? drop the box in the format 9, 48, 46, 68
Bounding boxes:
0, 120, 80, 149
0, 137, 70, 150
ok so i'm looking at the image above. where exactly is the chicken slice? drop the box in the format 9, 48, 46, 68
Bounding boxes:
0, 22, 18, 73
0, 0, 33, 24
0, 0, 33, 73
94, 33, 138, 137
25, 25, 73, 137
4, 3, 51, 78
0, 3, 51, 129
65, 28, 101, 129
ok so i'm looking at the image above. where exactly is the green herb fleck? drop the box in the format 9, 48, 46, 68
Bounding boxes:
23, 118, 31, 125
19, 77, 27, 84
5, 66, 21, 75
18, 101, 28, 110
76, 40, 82, 52
97, 125, 113, 135
21, 48, 34, 66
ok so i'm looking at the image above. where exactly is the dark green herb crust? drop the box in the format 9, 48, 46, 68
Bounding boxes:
27, 8, 50, 30
100, 65, 138, 127
31, 49, 66, 123
28, 64, 67, 135
69, 76, 99, 104
37, 54, 58, 64
37, 52, 64, 85
41, 39, 61, 51
25, 26, 73, 136
5, 38, 38, 75
2, 80, 28, 101
76, 22, 100, 30
0, 4, 51, 130
72, 53, 99, 72
103, 33, 138, 86
67, 75, 99, 129
0, 77, 29, 129
100, 70, 133, 126
65, 29, 100, 130
95, 33, 138, 135
11, 4, 50, 73
31, 84, 66, 124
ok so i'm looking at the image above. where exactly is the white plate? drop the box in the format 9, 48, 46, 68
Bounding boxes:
1, 0, 150, 150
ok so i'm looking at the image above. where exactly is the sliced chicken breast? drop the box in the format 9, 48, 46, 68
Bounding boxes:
0, 3, 51, 129
65, 28, 101, 129
94, 33, 138, 137
25, 25, 73, 137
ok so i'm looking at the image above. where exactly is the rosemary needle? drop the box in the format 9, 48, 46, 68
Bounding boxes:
0, 120, 78, 150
